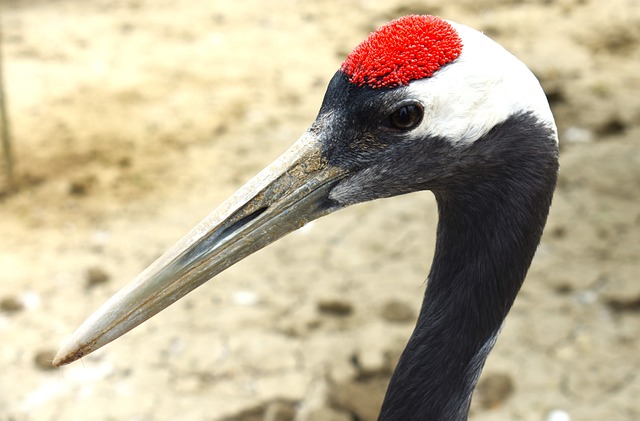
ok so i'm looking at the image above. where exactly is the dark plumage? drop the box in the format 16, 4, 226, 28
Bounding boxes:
379, 112, 558, 419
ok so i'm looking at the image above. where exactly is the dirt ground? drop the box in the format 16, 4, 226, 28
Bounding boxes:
1, 1, 639, 420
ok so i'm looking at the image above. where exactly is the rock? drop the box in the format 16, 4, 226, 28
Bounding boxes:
316, 297, 353, 316
605, 295, 640, 313
379, 299, 415, 323
595, 116, 626, 137
68, 175, 97, 196
0, 295, 24, 313
232, 290, 261, 306
563, 126, 593, 144
353, 348, 387, 378
85, 266, 110, 288
601, 265, 640, 314
546, 409, 572, 421
34, 349, 57, 371
474, 372, 515, 409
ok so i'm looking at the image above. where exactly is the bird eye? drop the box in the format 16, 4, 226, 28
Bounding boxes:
387, 104, 424, 131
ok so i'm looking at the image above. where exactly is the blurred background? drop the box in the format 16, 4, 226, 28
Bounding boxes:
1, 1, 638, 420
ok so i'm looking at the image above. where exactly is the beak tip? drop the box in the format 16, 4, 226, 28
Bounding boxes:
52, 335, 88, 367
51, 354, 66, 367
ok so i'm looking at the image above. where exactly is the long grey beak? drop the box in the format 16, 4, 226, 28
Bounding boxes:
53, 131, 348, 366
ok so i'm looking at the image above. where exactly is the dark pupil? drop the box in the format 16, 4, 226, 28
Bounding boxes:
390, 105, 422, 130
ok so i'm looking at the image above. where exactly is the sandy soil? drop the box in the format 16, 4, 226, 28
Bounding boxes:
1, 1, 639, 420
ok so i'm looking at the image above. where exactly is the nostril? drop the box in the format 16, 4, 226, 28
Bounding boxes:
179, 207, 269, 265
222, 207, 268, 236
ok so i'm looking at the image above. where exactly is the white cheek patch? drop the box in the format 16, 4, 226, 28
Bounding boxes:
407, 22, 557, 146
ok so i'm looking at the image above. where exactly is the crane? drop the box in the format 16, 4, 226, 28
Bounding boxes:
53, 15, 559, 420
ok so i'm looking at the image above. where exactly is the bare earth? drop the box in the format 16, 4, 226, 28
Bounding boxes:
1, 1, 639, 420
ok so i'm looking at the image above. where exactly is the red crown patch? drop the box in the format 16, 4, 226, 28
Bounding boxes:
340, 15, 463, 89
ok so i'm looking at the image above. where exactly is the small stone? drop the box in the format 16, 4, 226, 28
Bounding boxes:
553, 283, 573, 295
117, 156, 131, 167
86, 266, 110, 288
68, 175, 97, 196
380, 299, 415, 323
605, 295, 640, 313
546, 409, 571, 421
317, 297, 353, 316
563, 127, 593, 144
0, 296, 24, 313
549, 225, 567, 239
596, 117, 626, 136
600, 268, 640, 313
353, 348, 387, 377
474, 372, 515, 409
233, 290, 260, 306
34, 349, 58, 371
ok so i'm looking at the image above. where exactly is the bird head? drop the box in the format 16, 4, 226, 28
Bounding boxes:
54, 15, 557, 366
